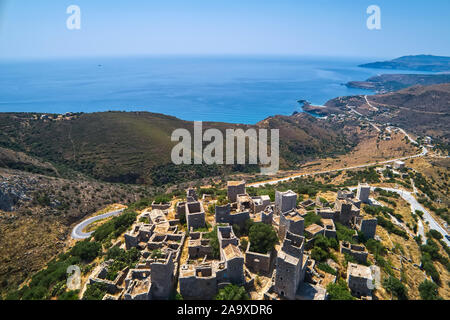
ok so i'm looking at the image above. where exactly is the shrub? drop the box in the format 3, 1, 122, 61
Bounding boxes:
326, 279, 355, 300
93, 210, 137, 242
383, 276, 408, 300
70, 241, 101, 262
240, 238, 249, 252
83, 283, 108, 300
311, 247, 329, 262
304, 212, 322, 227
248, 223, 278, 254
317, 263, 337, 276
366, 239, 387, 257
335, 222, 356, 243
419, 280, 441, 300
58, 290, 80, 300
428, 229, 443, 240
204, 227, 220, 259
215, 284, 249, 300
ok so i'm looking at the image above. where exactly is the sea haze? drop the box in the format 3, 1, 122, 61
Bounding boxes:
0, 55, 420, 124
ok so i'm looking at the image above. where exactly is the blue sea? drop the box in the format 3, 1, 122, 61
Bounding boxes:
0, 55, 415, 124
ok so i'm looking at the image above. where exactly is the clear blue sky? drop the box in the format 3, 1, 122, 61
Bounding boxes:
0, 0, 449, 60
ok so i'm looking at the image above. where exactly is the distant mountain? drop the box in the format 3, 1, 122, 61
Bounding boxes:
346, 73, 450, 93
359, 55, 450, 72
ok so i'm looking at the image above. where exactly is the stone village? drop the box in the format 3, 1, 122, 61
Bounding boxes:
82, 180, 381, 300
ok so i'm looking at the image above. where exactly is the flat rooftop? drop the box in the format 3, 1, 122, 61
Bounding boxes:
347, 262, 372, 279
305, 224, 324, 234
223, 244, 242, 260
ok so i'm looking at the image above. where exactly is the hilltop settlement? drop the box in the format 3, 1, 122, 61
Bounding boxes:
72, 181, 387, 300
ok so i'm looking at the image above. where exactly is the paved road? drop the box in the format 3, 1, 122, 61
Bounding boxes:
71, 209, 125, 240
379, 187, 449, 246
365, 95, 379, 112
249, 145, 427, 188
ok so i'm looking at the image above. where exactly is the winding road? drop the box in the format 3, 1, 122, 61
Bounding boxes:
378, 187, 449, 246
71, 209, 125, 240
246, 122, 449, 245
249, 145, 427, 188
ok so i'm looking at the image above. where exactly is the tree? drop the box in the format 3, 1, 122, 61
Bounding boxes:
419, 280, 441, 300
248, 223, 278, 254
326, 279, 355, 300
215, 285, 249, 300
83, 283, 108, 300
428, 229, 443, 240
58, 290, 80, 300
311, 247, 328, 262
383, 276, 408, 300
70, 241, 101, 262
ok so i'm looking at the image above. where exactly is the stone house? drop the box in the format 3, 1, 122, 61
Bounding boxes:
274, 232, 308, 300
185, 200, 206, 231
346, 263, 375, 298
354, 217, 377, 239
340, 241, 368, 264
278, 209, 305, 241
214, 203, 250, 228
227, 181, 246, 203
275, 190, 297, 214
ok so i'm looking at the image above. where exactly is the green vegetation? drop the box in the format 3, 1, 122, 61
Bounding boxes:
58, 290, 80, 300
311, 235, 338, 262
418, 280, 442, 300
150, 249, 165, 260
153, 195, 171, 204
344, 168, 380, 185
364, 205, 394, 217
216, 196, 229, 206
70, 241, 102, 262
248, 223, 278, 254
383, 276, 408, 300
10, 244, 90, 300
104, 247, 141, 281
232, 219, 254, 237
377, 197, 397, 208
375, 188, 400, 199
428, 229, 443, 240
93, 209, 137, 242
83, 282, 108, 300
365, 239, 387, 257
215, 284, 249, 300
413, 172, 436, 200
326, 279, 355, 300
204, 227, 220, 259
419, 238, 450, 285
304, 212, 322, 228
376, 216, 408, 240
317, 263, 337, 276
240, 238, 249, 252
139, 217, 150, 224
335, 222, 357, 243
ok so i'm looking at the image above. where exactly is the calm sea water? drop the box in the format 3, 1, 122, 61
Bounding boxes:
0, 56, 414, 124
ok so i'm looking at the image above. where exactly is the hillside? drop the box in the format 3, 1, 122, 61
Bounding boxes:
359, 55, 450, 72
322, 83, 450, 145
0, 164, 159, 295
346, 74, 450, 93
370, 83, 450, 142
0, 111, 355, 186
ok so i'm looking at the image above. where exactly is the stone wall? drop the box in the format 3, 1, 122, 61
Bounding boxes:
245, 243, 273, 274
